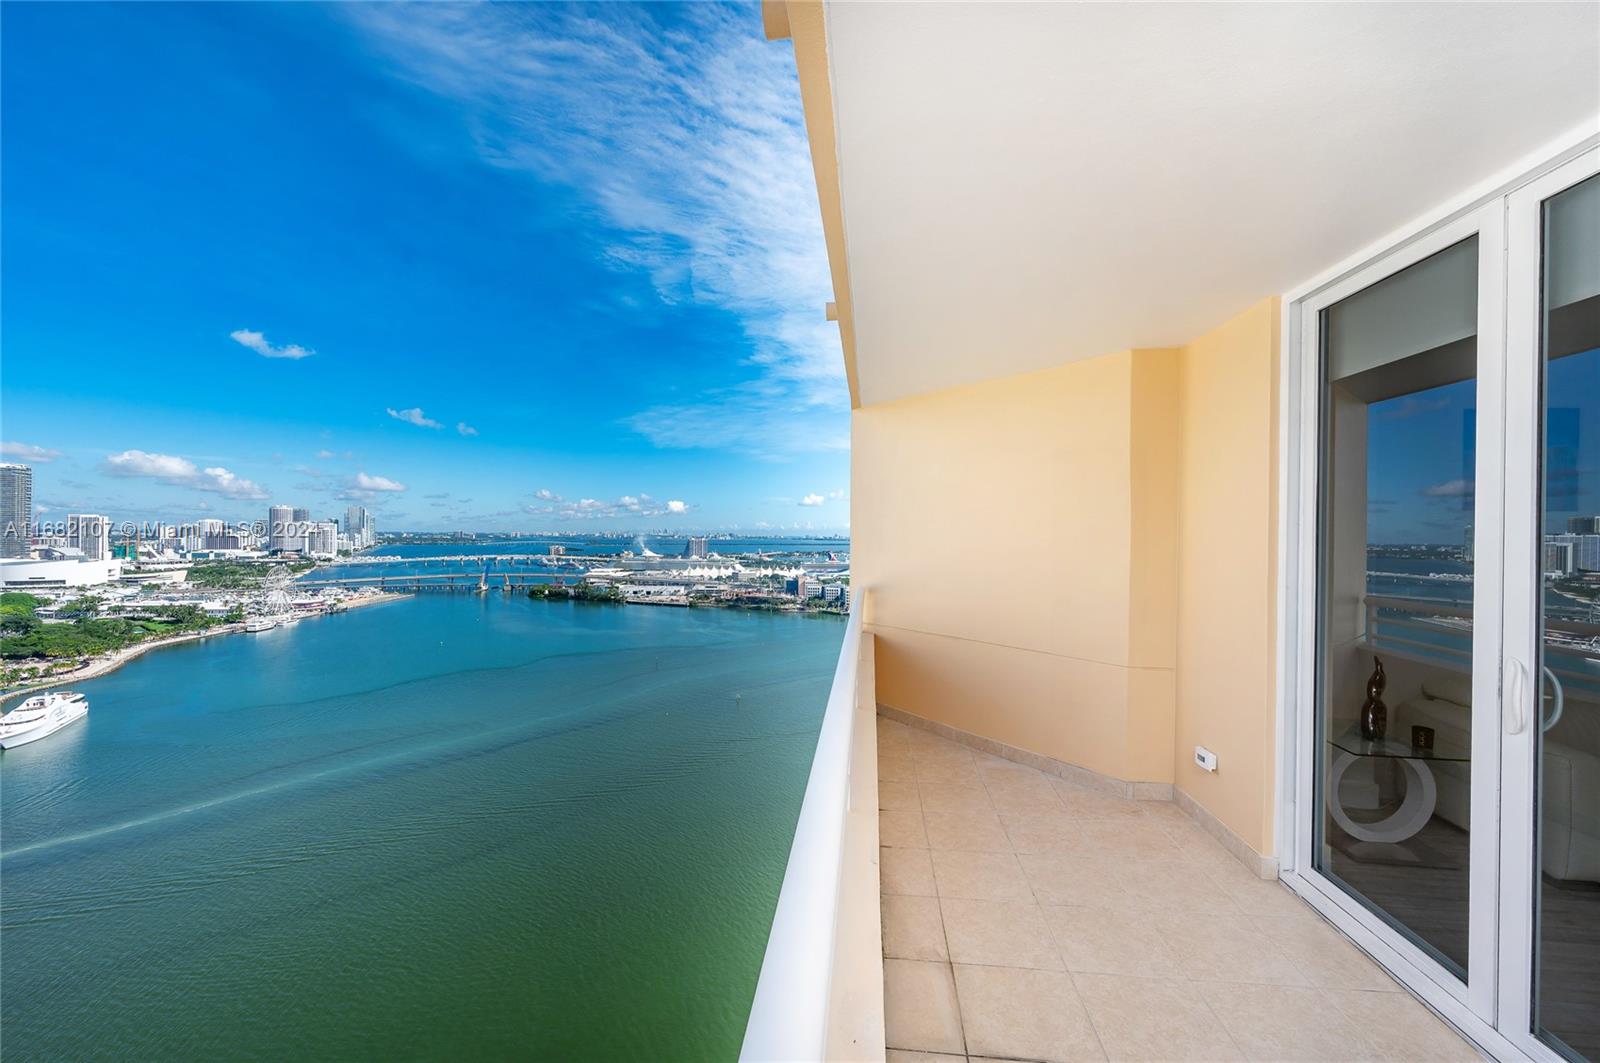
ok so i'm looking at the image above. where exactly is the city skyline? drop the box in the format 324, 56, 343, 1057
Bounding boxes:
1, 3, 850, 533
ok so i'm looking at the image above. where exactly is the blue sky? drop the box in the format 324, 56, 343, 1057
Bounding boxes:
1367, 349, 1600, 544
1, 2, 849, 533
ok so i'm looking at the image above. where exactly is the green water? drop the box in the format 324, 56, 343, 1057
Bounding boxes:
0, 596, 843, 1061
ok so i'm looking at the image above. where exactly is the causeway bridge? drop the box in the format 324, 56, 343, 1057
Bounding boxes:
296, 572, 569, 592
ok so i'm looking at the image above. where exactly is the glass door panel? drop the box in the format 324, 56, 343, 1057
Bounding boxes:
1314, 235, 1482, 977
1533, 172, 1600, 1062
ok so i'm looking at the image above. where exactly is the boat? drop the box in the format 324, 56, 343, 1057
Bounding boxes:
0, 692, 89, 749
245, 616, 278, 632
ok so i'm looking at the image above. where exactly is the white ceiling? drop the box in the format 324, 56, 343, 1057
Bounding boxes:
823, 2, 1600, 406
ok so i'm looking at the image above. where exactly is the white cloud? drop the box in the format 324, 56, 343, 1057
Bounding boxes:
316, 449, 336, 460
103, 449, 269, 500
456, 422, 479, 437
1, 441, 62, 462
387, 407, 443, 429
230, 329, 315, 360
337, 470, 409, 501
799, 493, 825, 507
346, 3, 848, 458
1421, 479, 1474, 498
353, 472, 407, 492
523, 490, 691, 522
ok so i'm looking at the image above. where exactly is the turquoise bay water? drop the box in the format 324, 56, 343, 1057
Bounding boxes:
0, 597, 844, 1061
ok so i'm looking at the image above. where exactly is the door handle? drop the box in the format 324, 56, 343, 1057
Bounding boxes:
1542, 664, 1565, 733
1505, 659, 1529, 736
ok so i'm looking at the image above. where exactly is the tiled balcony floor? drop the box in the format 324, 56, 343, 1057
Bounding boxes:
876, 715, 1481, 1063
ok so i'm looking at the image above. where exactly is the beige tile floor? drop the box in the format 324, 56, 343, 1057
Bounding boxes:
877, 715, 1483, 1063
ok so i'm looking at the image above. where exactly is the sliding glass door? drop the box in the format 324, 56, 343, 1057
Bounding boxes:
1502, 154, 1600, 1063
1308, 204, 1504, 1014
1298, 145, 1600, 1061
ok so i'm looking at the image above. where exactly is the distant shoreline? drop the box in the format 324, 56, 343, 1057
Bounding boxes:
1, 592, 412, 704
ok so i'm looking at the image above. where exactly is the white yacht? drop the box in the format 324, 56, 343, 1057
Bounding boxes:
0, 692, 89, 749
244, 616, 278, 633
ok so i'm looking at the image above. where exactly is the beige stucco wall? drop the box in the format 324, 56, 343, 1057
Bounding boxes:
1172, 299, 1282, 854
854, 347, 1180, 783
853, 299, 1281, 854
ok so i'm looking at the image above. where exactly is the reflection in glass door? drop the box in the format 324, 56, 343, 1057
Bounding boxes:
1314, 235, 1484, 976
1532, 172, 1600, 1062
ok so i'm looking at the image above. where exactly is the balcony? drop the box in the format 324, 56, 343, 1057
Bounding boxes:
741, 597, 1482, 1061
873, 716, 1480, 1062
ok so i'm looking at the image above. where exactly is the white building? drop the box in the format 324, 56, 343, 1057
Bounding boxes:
305, 521, 338, 558
1544, 537, 1575, 576
344, 505, 374, 550
67, 513, 111, 561
1574, 534, 1600, 573
0, 556, 122, 588
268, 505, 299, 554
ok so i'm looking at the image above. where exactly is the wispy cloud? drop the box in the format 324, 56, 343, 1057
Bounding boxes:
387, 407, 442, 429
456, 422, 479, 437
230, 329, 315, 360
524, 490, 690, 522
353, 472, 407, 492
799, 492, 824, 507
337, 470, 409, 501
1421, 479, 1474, 498
347, 2, 846, 458
103, 449, 269, 500
1, 441, 62, 463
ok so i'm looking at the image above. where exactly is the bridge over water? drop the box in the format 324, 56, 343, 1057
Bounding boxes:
296, 572, 569, 592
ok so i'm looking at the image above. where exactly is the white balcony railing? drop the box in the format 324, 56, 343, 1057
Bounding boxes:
740, 595, 883, 1062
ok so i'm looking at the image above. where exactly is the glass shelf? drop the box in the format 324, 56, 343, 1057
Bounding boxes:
1329, 726, 1471, 763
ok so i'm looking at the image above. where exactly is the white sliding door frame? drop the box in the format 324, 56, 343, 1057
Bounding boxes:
1287, 197, 1506, 1030
1276, 126, 1600, 1063
1498, 145, 1600, 1063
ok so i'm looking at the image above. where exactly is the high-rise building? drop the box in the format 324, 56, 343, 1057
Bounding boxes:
67, 513, 111, 561
0, 463, 33, 559
291, 507, 311, 524
268, 505, 295, 553
1575, 534, 1600, 572
1568, 515, 1600, 535
684, 535, 709, 559
1545, 537, 1576, 576
305, 521, 338, 558
343, 505, 374, 550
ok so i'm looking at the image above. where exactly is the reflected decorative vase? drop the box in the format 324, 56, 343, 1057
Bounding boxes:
1360, 656, 1388, 741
